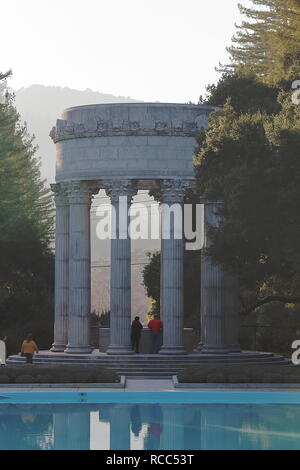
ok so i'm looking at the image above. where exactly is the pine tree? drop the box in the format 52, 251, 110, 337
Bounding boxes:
0, 71, 54, 354
224, 0, 300, 84
0, 71, 53, 243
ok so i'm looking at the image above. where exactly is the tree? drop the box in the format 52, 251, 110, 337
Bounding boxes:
223, 0, 300, 85
194, 94, 300, 313
0, 71, 54, 354
198, 71, 281, 115
142, 251, 161, 314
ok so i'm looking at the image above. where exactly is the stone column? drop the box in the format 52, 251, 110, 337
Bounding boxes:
159, 179, 188, 355
65, 180, 97, 354
51, 183, 69, 352
198, 201, 240, 354
105, 180, 137, 355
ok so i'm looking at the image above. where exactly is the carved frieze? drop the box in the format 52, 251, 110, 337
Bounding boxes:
50, 113, 210, 143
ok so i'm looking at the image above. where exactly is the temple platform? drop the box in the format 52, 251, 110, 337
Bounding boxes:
6, 350, 289, 377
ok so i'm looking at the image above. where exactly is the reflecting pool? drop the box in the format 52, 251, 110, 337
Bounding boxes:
0, 401, 300, 450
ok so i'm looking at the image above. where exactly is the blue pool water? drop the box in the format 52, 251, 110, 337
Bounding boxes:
0, 392, 300, 450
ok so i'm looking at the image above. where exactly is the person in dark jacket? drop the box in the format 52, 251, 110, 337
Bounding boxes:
131, 316, 143, 353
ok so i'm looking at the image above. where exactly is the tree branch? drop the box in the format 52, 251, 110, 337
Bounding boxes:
240, 295, 300, 316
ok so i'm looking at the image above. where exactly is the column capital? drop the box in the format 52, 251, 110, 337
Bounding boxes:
65, 180, 99, 205
104, 179, 138, 203
160, 179, 190, 204
51, 182, 70, 206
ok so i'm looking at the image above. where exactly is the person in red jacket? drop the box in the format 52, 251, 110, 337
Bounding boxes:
147, 314, 163, 354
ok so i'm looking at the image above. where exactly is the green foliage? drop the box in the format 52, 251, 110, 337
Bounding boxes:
0, 72, 53, 243
199, 72, 281, 115
195, 1, 300, 338
194, 94, 300, 307
240, 302, 300, 356
224, 0, 300, 84
142, 251, 161, 306
0, 71, 54, 354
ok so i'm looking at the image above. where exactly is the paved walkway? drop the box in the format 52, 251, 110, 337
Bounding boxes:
1, 378, 300, 393
0, 378, 173, 393
125, 378, 174, 391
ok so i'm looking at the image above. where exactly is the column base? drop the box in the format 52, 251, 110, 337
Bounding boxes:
197, 344, 231, 354
64, 345, 93, 354
106, 345, 134, 355
50, 343, 67, 353
159, 346, 187, 355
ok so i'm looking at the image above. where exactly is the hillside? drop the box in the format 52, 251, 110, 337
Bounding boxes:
14, 84, 141, 183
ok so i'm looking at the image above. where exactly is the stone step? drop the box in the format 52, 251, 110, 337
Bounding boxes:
6, 359, 211, 367
37, 352, 276, 360
8, 358, 282, 371
6, 352, 289, 377
7, 352, 282, 362
7, 358, 286, 368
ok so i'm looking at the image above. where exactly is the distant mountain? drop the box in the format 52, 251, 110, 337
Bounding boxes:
14, 84, 142, 183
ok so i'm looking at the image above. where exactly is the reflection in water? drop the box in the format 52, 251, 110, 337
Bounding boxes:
0, 406, 53, 450
130, 405, 142, 437
21, 413, 37, 424
0, 403, 300, 450
144, 404, 163, 450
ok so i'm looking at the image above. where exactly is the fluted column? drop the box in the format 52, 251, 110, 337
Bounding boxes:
65, 180, 98, 354
198, 201, 240, 353
105, 179, 137, 355
159, 179, 188, 355
51, 183, 69, 352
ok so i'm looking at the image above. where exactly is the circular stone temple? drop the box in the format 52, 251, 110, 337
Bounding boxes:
49, 102, 216, 355
7, 102, 283, 368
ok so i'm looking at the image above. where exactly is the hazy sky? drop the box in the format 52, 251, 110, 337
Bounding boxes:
1, 0, 251, 102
